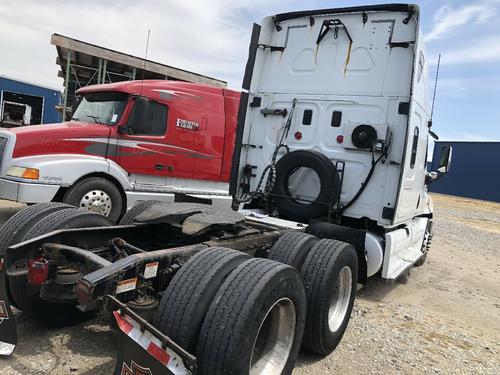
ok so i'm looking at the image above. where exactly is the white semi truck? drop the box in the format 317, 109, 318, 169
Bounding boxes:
0, 4, 451, 374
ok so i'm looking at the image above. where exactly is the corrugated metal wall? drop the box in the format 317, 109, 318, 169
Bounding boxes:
0, 76, 61, 124
430, 141, 500, 202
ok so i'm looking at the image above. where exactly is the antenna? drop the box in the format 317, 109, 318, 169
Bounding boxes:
430, 53, 441, 120
139, 29, 151, 96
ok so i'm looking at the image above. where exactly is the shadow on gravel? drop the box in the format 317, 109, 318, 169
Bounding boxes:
79, 359, 115, 375
356, 274, 409, 302
13, 312, 115, 358
295, 350, 329, 368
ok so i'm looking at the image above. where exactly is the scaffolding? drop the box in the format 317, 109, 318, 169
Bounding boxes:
51, 33, 227, 120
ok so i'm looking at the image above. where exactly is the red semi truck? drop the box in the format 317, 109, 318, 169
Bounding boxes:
0, 81, 239, 221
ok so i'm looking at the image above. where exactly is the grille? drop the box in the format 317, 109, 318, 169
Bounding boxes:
0, 136, 7, 167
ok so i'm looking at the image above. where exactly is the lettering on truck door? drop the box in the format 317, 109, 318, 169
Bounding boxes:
113, 96, 194, 189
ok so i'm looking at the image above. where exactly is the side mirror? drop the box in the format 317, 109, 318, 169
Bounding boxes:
427, 145, 452, 184
117, 125, 129, 135
438, 145, 452, 174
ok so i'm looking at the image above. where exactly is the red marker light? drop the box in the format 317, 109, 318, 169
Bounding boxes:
294, 131, 303, 140
336, 135, 344, 144
27, 257, 49, 285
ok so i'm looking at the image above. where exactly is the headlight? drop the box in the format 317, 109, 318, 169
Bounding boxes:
7, 167, 39, 180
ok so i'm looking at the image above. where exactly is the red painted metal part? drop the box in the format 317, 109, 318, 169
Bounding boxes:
8, 81, 240, 183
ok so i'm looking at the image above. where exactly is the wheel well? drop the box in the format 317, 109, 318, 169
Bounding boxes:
355, 248, 368, 285
52, 172, 127, 215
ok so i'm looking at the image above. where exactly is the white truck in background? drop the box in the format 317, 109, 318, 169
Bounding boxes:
0, 4, 452, 374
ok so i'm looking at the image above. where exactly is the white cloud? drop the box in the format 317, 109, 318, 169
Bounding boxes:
425, 2, 496, 41
436, 36, 500, 65
0, 0, 300, 90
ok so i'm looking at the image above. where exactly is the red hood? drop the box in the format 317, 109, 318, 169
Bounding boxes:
6, 121, 111, 158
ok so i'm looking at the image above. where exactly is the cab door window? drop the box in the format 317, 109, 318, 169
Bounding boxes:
126, 97, 168, 136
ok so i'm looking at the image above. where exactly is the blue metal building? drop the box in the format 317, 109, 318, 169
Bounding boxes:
430, 141, 500, 202
0, 75, 61, 126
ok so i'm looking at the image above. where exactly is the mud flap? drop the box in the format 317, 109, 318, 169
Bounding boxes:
0, 258, 17, 356
111, 297, 194, 375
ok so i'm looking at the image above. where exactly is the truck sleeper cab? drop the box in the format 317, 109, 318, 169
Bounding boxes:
0, 81, 239, 221
0, 3, 452, 375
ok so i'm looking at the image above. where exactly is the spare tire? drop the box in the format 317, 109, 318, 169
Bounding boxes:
273, 150, 340, 221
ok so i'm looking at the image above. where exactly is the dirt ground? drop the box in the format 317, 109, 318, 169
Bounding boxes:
0, 194, 499, 374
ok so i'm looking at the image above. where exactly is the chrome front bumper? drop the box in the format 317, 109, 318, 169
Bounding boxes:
0, 177, 60, 203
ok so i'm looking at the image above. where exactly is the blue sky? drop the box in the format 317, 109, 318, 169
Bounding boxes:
1, 0, 499, 141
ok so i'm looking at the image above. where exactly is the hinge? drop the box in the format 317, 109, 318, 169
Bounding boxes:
398, 102, 410, 115
403, 8, 414, 24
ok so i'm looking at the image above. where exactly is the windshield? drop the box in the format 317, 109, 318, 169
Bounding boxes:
72, 92, 128, 125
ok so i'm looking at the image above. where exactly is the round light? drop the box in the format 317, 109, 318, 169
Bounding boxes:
336, 135, 344, 143
294, 131, 302, 140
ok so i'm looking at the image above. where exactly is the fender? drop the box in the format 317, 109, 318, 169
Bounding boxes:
2, 154, 133, 190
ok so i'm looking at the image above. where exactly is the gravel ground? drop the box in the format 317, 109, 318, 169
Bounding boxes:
0, 194, 499, 374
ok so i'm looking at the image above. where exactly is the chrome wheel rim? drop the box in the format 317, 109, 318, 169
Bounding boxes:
328, 266, 352, 332
79, 189, 112, 216
249, 297, 296, 375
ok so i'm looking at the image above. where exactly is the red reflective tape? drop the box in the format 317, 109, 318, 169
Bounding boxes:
113, 311, 134, 335
147, 341, 170, 366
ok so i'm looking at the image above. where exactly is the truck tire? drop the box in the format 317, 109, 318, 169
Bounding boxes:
0, 203, 73, 257
273, 150, 340, 221
0, 203, 74, 308
267, 231, 318, 268
415, 220, 433, 267
300, 239, 358, 355
119, 200, 161, 225
62, 177, 123, 222
9, 209, 113, 318
196, 258, 306, 375
154, 247, 249, 351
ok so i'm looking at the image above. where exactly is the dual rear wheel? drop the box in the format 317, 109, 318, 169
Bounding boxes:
0, 203, 112, 324
154, 231, 358, 374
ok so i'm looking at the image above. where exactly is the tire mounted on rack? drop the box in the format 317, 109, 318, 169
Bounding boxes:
272, 150, 340, 222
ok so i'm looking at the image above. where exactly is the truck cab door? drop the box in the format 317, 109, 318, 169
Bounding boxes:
392, 104, 428, 223
113, 96, 193, 189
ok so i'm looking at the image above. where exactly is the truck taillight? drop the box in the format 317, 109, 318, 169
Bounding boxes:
27, 257, 49, 285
